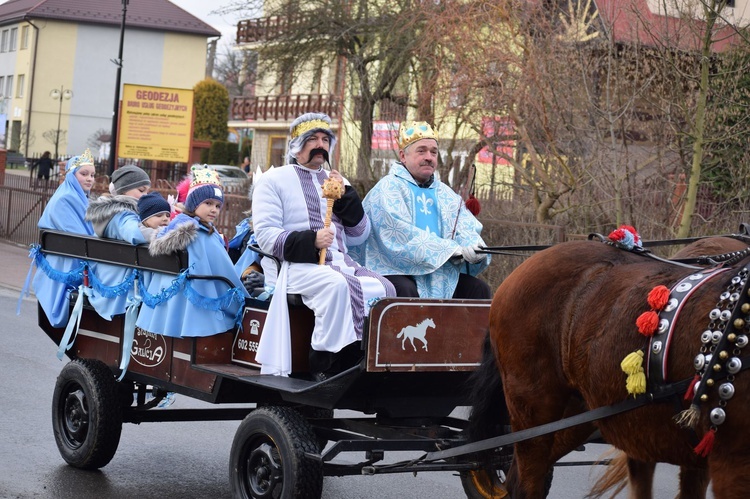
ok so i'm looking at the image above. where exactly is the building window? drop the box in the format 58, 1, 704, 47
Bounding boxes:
0, 77, 5, 97
16, 74, 24, 98
20, 26, 28, 50
268, 136, 286, 168
1, 30, 8, 52
9, 28, 17, 52
11, 119, 20, 150
5, 76, 13, 99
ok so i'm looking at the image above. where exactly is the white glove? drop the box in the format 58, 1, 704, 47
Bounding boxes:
461, 245, 485, 264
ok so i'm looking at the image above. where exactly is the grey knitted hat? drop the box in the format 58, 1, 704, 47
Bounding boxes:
110, 165, 151, 195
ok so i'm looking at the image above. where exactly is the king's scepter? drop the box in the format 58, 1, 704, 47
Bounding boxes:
319, 178, 344, 265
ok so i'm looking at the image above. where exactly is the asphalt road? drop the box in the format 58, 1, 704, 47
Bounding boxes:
0, 289, 711, 498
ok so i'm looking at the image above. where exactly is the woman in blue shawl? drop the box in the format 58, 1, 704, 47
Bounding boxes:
33, 150, 96, 327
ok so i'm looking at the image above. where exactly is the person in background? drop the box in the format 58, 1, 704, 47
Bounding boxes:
31, 151, 53, 186
137, 192, 171, 242
136, 165, 249, 338
352, 121, 491, 300
32, 149, 96, 327
252, 112, 395, 379
84, 165, 151, 320
241, 156, 251, 174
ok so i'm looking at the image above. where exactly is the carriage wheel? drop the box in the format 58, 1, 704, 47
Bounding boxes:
51, 358, 123, 469
459, 445, 553, 498
459, 445, 512, 499
230, 406, 323, 499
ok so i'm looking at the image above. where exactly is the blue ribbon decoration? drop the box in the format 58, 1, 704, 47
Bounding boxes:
56, 284, 91, 360
118, 279, 141, 382
138, 269, 190, 308
17, 245, 40, 316
89, 267, 138, 298
183, 281, 246, 328
32, 248, 86, 287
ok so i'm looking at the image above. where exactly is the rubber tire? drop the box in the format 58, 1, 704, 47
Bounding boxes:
230, 406, 323, 499
51, 358, 123, 469
298, 406, 333, 452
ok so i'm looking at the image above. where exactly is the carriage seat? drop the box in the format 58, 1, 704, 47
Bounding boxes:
245, 244, 307, 307
39, 229, 189, 275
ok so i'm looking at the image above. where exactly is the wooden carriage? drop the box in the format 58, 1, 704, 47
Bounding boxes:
37, 230, 502, 498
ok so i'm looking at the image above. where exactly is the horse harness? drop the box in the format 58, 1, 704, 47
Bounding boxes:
425, 239, 750, 463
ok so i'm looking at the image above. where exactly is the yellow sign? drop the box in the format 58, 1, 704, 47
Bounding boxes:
118, 84, 193, 162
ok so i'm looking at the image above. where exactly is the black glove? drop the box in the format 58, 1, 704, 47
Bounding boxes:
242, 270, 265, 293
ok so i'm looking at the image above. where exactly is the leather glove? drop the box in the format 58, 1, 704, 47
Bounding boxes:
242, 270, 265, 293
461, 245, 486, 264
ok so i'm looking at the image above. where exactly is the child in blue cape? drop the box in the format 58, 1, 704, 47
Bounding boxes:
136, 166, 249, 338
84, 165, 152, 320
33, 150, 96, 327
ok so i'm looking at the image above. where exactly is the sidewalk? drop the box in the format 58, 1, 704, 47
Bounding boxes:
0, 240, 34, 293
2, 167, 54, 296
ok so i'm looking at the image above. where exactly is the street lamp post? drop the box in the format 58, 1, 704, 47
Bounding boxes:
108, 0, 129, 176
50, 86, 73, 163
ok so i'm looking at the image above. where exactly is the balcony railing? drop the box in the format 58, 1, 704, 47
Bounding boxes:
232, 94, 340, 122
236, 16, 303, 44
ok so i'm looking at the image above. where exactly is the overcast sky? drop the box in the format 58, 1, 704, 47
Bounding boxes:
0, 0, 248, 52
170, 0, 247, 51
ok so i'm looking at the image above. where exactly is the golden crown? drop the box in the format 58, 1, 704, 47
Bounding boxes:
291, 119, 330, 139
398, 121, 438, 150
68, 148, 95, 171
190, 164, 222, 189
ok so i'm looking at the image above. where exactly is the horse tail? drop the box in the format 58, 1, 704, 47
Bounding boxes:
586, 449, 628, 498
466, 331, 509, 446
396, 330, 404, 339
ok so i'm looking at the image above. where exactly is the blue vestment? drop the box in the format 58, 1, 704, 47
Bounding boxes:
351, 162, 490, 298
135, 214, 249, 337
33, 171, 94, 327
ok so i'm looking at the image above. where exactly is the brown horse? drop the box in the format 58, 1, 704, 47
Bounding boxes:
469, 237, 750, 498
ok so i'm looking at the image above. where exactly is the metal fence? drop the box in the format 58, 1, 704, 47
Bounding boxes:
0, 179, 251, 247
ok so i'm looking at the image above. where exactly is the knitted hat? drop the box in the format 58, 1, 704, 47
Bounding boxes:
110, 165, 151, 195
66, 148, 95, 173
137, 192, 171, 222
185, 165, 223, 212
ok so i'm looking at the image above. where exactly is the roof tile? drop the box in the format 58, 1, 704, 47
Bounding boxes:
0, 0, 221, 37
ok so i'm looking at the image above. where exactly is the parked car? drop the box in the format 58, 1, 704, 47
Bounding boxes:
194, 164, 249, 190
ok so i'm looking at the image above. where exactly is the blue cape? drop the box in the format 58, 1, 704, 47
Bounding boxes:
136, 217, 249, 337
34, 170, 94, 327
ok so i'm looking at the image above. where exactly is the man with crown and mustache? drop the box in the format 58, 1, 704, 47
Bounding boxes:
351, 121, 491, 300
252, 113, 396, 380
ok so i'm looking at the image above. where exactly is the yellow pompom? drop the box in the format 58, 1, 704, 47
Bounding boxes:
620, 350, 644, 375
625, 369, 646, 395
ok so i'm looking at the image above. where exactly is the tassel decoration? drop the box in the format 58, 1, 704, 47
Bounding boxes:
684, 373, 701, 401
608, 225, 643, 251
636, 311, 659, 336
620, 350, 646, 396
674, 404, 700, 429
694, 428, 716, 457
466, 194, 481, 216
647, 285, 670, 310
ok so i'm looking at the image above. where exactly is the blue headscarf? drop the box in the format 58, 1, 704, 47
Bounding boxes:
38, 165, 94, 235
